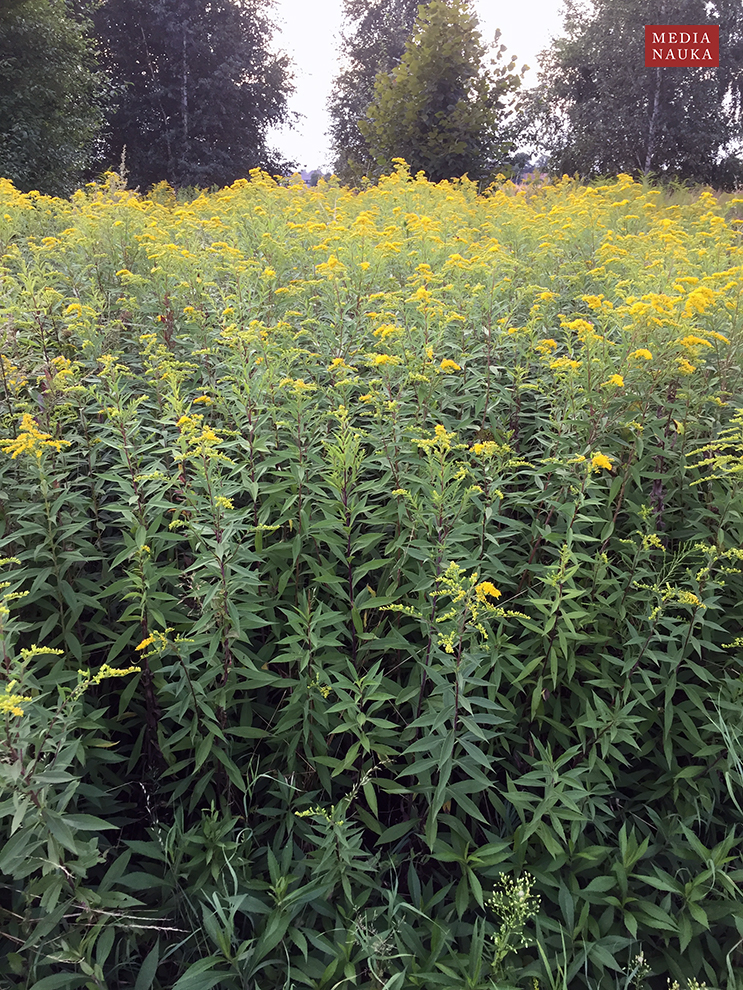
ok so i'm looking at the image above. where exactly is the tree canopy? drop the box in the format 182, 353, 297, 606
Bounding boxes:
359, 0, 524, 184
520, 0, 743, 187
93, 0, 295, 190
0, 0, 104, 196
328, 0, 421, 184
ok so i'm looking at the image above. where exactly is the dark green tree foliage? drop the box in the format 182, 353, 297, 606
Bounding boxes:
0, 0, 103, 196
359, 0, 524, 184
522, 0, 743, 186
328, 0, 421, 184
93, 0, 295, 189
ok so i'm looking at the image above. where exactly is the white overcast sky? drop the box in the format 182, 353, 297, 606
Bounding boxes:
268, 0, 566, 171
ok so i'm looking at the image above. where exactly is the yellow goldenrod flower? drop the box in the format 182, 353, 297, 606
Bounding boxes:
0, 414, 71, 460
0, 680, 32, 717
439, 359, 462, 372
675, 590, 702, 607
413, 423, 463, 455
581, 294, 605, 310
279, 377, 318, 392
549, 357, 581, 372
591, 452, 613, 472
678, 335, 712, 349
371, 353, 400, 367
408, 285, 432, 303
630, 348, 653, 361
684, 286, 715, 316
562, 318, 594, 334
193, 395, 213, 404
475, 581, 502, 600
472, 441, 500, 457
316, 254, 344, 272
372, 323, 401, 340
535, 338, 558, 355
601, 374, 624, 387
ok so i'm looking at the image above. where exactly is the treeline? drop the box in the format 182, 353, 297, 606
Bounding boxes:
1, 0, 742, 196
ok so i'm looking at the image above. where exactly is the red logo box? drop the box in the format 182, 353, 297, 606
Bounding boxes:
645, 25, 719, 66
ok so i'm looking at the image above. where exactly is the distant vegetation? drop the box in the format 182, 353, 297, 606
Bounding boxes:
1, 0, 741, 195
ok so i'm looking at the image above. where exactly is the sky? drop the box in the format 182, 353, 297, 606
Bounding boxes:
268, 0, 567, 172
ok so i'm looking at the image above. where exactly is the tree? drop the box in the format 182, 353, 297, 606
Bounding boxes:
520, 0, 743, 187
328, 0, 421, 184
93, 0, 295, 190
358, 0, 525, 184
0, 0, 104, 196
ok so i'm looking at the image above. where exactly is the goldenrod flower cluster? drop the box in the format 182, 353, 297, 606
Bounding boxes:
0, 680, 32, 717
435, 562, 505, 651
78, 663, 142, 684
591, 452, 614, 472
0, 413, 71, 460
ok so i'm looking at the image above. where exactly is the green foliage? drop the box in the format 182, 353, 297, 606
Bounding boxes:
520, 0, 743, 187
0, 0, 105, 196
359, 0, 525, 183
1, 167, 743, 988
328, 0, 421, 185
92, 0, 295, 189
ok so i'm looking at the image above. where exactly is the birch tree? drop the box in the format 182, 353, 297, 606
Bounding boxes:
519, 0, 743, 187
93, 0, 295, 189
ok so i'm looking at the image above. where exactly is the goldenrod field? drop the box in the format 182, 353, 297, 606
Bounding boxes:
1, 164, 743, 989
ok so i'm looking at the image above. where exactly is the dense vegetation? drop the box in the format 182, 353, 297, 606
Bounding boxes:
1, 166, 743, 989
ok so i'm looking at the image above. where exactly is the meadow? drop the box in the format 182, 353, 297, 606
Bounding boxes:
1, 162, 743, 989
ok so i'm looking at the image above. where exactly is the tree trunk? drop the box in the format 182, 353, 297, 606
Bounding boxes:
644, 66, 662, 175
181, 25, 189, 153
138, 20, 173, 174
